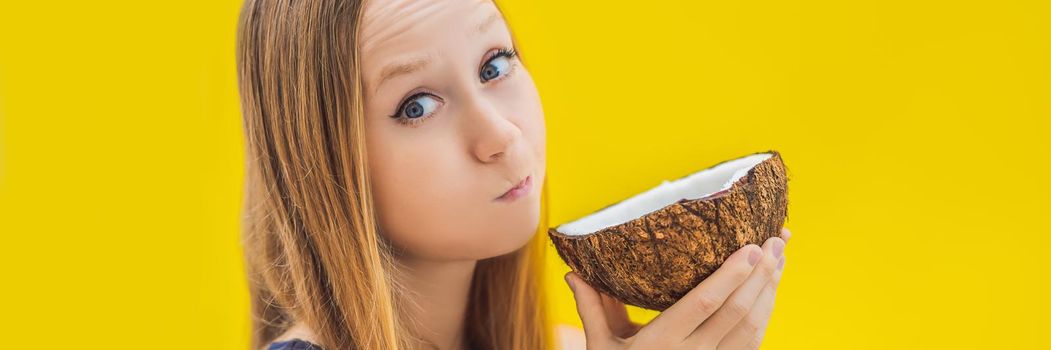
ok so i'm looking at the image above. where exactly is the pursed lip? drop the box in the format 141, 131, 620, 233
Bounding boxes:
494, 174, 531, 201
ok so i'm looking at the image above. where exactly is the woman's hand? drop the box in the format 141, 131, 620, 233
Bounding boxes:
565, 228, 791, 350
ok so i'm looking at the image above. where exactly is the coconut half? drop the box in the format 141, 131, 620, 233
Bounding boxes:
549, 150, 789, 311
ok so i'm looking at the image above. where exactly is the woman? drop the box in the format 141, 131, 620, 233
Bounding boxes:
235, 0, 791, 349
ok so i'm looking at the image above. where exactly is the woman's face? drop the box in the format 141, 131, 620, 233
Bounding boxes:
360, 0, 546, 262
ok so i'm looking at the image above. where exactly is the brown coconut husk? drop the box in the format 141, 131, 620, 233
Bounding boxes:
549, 150, 789, 311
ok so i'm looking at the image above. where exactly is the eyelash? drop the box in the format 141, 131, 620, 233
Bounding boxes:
483, 47, 518, 83
388, 47, 519, 128
389, 91, 438, 128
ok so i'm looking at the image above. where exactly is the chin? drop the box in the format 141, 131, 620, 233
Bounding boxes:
484, 200, 542, 259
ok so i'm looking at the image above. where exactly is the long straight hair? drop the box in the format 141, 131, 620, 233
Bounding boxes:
235, 0, 551, 349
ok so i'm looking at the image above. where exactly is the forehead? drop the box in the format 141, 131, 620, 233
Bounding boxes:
360, 0, 499, 55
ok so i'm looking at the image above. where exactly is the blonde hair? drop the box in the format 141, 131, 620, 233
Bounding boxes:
235, 0, 552, 348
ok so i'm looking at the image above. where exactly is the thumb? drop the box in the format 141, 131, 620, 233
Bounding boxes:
566, 271, 613, 341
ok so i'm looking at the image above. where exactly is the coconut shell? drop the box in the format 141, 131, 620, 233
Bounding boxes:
549, 150, 789, 311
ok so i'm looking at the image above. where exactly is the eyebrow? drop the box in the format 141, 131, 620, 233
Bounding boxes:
373, 11, 505, 93
375, 54, 432, 94
474, 11, 502, 37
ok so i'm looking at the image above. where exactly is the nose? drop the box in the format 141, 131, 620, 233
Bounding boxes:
466, 97, 521, 163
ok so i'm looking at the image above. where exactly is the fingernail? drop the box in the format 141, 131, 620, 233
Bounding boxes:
773, 239, 785, 259
565, 273, 576, 293
747, 248, 762, 266
776, 256, 785, 271
782, 228, 792, 242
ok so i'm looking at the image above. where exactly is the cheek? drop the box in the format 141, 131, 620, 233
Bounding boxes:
492, 70, 546, 154
514, 72, 547, 170
367, 134, 463, 254
372, 164, 540, 260
365, 125, 541, 260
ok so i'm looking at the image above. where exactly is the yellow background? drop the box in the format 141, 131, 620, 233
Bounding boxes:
1, 0, 1048, 349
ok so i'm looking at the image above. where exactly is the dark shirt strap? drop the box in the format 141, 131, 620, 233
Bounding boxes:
267, 338, 323, 350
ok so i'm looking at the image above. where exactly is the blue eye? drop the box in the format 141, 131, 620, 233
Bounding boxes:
480, 48, 516, 83
396, 93, 440, 120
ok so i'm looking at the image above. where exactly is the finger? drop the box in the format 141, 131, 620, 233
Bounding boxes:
565, 271, 614, 342
601, 293, 641, 338
647, 243, 762, 341
718, 255, 785, 350
752, 256, 786, 338
780, 227, 792, 243
689, 236, 785, 344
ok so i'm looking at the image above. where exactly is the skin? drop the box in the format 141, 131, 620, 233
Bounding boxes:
274, 0, 793, 348
566, 228, 792, 350
367, 0, 546, 349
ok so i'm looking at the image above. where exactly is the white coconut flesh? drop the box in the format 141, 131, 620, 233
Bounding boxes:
556, 153, 774, 236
